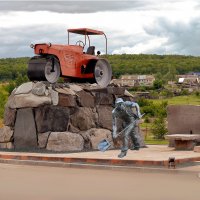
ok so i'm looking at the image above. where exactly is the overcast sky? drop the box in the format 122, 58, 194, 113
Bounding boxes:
0, 0, 200, 58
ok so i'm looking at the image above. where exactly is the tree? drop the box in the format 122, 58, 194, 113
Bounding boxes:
153, 79, 163, 89
151, 117, 167, 139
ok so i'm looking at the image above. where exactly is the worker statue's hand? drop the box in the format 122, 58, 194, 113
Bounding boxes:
138, 113, 145, 119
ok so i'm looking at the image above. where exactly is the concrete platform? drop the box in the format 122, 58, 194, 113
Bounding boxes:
0, 145, 200, 170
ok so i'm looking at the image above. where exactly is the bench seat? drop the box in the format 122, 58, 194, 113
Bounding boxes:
165, 134, 200, 150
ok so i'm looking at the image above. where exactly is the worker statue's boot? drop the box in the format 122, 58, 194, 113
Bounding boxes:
118, 150, 127, 158
130, 146, 140, 151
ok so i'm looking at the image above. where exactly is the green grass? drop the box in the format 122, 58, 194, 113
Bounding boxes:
152, 95, 200, 105
144, 131, 168, 145
140, 122, 152, 129
144, 139, 169, 145
0, 84, 9, 120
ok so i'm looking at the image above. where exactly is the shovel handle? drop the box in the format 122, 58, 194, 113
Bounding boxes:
114, 122, 135, 139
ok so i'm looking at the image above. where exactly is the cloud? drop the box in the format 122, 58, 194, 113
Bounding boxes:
1, 0, 200, 58
0, 23, 110, 58
0, 1, 149, 13
0, 24, 67, 58
143, 17, 200, 55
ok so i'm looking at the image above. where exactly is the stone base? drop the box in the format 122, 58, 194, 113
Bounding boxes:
165, 134, 200, 150
174, 140, 195, 150
1, 82, 145, 152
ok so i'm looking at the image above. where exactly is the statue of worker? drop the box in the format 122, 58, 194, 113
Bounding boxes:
112, 98, 142, 158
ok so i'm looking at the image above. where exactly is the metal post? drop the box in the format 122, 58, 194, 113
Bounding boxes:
68, 31, 69, 45
103, 33, 108, 55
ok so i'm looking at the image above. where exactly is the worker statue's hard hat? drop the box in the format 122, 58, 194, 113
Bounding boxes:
115, 98, 124, 104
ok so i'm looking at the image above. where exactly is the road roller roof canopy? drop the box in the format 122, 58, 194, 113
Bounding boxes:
68, 28, 105, 35
67, 28, 108, 54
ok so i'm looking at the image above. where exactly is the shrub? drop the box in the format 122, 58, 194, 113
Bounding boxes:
180, 89, 189, 96
144, 116, 150, 123
195, 91, 200, 96
153, 79, 163, 89
151, 117, 168, 139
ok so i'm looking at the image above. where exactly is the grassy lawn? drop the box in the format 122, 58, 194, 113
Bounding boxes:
144, 139, 169, 145
152, 95, 200, 105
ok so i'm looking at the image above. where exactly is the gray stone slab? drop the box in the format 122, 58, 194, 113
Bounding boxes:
165, 134, 200, 141
14, 108, 37, 149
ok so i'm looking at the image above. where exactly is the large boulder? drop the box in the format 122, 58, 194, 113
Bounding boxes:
70, 107, 97, 131
14, 82, 33, 95
35, 105, 70, 133
14, 108, 37, 149
3, 106, 16, 127
46, 132, 84, 151
97, 106, 113, 130
0, 126, 13, 143
7, 93, 51, 109
32, 82, 47, 96
80, 128, 113, 149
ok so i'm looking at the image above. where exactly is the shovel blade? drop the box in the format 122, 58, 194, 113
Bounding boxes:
98, 139, 111, 152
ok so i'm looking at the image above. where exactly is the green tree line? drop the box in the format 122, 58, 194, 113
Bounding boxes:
0, 57, 29, 81
104, 54, 200, 79
1, 54, 200, 82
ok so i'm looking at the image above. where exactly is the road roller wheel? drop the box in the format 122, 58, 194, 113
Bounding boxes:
28, 56, 60, 83
94, 59, 112, 87
44, 58, 60, 83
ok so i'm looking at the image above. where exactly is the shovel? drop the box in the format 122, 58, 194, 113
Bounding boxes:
98, 123, 133, 152
98, 114, 145, 152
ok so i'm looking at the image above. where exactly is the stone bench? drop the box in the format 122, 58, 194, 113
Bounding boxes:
165, 134, 200, 150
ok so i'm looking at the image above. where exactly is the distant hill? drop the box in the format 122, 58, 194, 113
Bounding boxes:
1, 54, 200, 81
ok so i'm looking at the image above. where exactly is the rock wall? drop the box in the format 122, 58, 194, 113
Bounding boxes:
1, 82, 145, 152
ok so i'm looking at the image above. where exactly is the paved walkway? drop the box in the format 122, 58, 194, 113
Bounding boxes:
0, 163, 199, 200
0, 145, 200, 172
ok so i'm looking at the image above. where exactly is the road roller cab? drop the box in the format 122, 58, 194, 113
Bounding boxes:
27, 28, 112, 87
